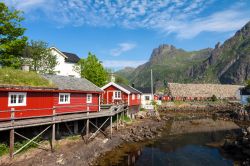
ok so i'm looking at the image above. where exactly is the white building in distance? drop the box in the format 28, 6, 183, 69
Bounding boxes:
50, 47, 80, 78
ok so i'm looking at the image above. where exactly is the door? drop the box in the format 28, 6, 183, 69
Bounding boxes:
108, 91, 113, 104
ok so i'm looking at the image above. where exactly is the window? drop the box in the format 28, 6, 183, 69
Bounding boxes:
145, 96, 150, 101
8, 92, 27, 106
59, 93, 70, 104
87, 94, 92, 103
113, 91, 121, 99
137, 94, 140, 99
132, 94, 135, 100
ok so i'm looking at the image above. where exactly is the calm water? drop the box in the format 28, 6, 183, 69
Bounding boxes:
97, 130, 239, 166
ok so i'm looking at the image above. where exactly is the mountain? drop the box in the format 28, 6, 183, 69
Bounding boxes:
189, 21, 250, 84
116, 21, 250, 89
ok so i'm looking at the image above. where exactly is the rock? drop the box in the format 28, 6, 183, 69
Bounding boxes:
56, 154, 65, 165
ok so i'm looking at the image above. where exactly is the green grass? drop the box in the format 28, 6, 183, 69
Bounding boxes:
0, 143, 9, 156
0, 139, 40, 157
0, 68, 55, 87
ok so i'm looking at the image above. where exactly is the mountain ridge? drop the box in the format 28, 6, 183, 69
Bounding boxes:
116, 21, 250, 89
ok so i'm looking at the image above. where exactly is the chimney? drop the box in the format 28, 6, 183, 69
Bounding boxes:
132, 83, 135, 88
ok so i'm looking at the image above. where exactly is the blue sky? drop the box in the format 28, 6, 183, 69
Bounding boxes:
2, 0, 250, 70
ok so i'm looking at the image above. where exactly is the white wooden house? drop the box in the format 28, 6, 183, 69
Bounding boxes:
50, 47, 80, 78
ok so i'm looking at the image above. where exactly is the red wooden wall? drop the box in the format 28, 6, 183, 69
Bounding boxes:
102, 85, 128, 104
0, 91, 100, 121
129, 94, 141, 106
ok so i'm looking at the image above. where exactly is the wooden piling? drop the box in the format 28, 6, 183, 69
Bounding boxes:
9, 129, 14, 158
116, 113, 119, 130
10, 108, 15, 158
51, 106, 56, 151
110, 116, 113, 138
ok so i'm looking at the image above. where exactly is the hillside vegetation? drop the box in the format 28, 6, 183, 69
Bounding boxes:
0, 68, 54, 87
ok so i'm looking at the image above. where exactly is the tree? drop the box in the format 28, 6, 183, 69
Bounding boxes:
74, 52, 108, 87
0, 2, 27, 68
23, 40, 58, 74
115, 75, 129, 85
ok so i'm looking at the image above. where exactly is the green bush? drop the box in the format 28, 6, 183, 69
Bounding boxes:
0, 143, 9, 156
211, 95, 218, 102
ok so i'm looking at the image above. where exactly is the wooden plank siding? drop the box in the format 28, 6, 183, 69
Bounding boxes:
0, 91, 100, 121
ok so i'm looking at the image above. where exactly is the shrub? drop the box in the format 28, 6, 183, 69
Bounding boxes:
211, 95, 218, 102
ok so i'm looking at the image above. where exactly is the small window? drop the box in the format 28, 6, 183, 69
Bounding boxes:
137, 94, 140, 99
8, 92, 27, 106
87, 94, 92, 103
145, 96, 150, 101
113, 91, 121, 99
132, 94, 135, 100
59, 93, 70, 104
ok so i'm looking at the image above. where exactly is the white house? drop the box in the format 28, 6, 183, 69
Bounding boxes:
240, 87, 250, 105
50, 47, 80, 78
136, 87, 154, 109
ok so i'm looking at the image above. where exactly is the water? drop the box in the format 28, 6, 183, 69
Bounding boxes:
97, 130, 239, 166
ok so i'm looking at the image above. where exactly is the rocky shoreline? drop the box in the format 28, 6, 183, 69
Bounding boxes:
0, 101, 247, 166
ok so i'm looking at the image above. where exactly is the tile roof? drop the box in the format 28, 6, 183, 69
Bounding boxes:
42, 74, 102, 92
136, 87, 155, 94
62, 52, 80, 63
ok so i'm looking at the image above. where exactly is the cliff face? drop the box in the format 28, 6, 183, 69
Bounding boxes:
189, 21, 250, 84
116, 21, 250, 88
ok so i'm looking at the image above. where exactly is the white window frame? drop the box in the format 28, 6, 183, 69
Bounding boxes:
137, 94, 140, 99
59, 93, 70, 104
8, 92, 27, 106
132, 94, 135, 100
87, 94, 92, 103
113, 91, 121, 99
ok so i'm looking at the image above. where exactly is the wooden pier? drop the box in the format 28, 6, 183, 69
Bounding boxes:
0, 104, 128, 158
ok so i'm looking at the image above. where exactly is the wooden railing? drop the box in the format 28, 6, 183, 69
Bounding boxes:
0, 104, 100, 122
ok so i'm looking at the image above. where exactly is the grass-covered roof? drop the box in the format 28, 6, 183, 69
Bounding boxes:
0, 68, 55, 87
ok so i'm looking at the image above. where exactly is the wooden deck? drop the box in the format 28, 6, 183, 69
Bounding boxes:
0, 105, 127, 131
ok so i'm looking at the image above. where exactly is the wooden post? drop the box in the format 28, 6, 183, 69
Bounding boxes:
51, 106, 56, 151
86, 112, 89, 138
110, 116, 113, 138
10, 108, 15, 158
116, 113, 119, 130
9, 129, 14, 158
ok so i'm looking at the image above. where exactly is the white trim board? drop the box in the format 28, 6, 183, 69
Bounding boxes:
101, 82, 131, 94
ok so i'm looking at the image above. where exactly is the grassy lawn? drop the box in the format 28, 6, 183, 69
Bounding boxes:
0, 68, 55, 87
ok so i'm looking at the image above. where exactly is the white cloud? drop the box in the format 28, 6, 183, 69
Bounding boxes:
110, 43, 136, 56
103, 60, 146, 68
3, 0, 250, 39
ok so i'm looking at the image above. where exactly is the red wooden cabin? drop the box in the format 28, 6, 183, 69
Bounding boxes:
0, 75, 103, 121
101, 82, 142, 107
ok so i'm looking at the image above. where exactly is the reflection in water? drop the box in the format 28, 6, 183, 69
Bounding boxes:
97, 130, 239, 166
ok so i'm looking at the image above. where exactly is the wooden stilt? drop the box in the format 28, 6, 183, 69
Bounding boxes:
10, 108, 15, 158
9, 128, 14, 158
51, 106, 56, 151
51, 123, 55, 151
86, 119, 89, 138
116, 113, 119, 130
110, 116, 113, 138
